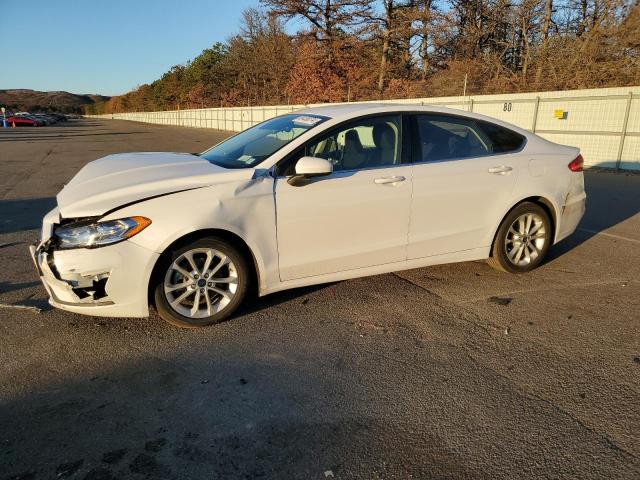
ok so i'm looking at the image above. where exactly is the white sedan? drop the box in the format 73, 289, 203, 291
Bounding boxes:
30, 104, 586, 327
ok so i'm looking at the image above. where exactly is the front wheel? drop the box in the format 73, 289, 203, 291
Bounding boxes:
488, 202, 552, 273
153, 237, 250, 328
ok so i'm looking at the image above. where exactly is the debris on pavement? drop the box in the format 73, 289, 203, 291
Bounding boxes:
0, 302, 41, 313
144, 438, 167, 453
102, 448, 128, 465
0, 242, 23, 250
55, 459, 84, 478
489, 296, 513, 306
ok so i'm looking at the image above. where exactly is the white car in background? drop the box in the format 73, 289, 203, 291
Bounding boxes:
30, 104, 586, 327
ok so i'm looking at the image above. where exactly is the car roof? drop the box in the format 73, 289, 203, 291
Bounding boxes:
296, 102, 475, 119
295, 102, 533, 137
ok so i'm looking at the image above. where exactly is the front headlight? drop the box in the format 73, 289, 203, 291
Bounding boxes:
54, 216, 151, 249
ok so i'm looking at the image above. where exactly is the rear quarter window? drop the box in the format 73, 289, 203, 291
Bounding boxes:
476, 121, 525, 153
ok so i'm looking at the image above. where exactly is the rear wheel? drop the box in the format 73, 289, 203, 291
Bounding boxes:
153, 237, 250, 328
488, 202, 552, 273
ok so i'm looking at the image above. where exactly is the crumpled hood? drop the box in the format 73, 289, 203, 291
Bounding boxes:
57, 152, 255, 218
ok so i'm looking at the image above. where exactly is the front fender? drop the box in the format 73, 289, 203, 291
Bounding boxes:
101, 179, 278, 294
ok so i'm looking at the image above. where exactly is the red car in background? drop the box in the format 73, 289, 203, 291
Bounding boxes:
6, 116, 40, 126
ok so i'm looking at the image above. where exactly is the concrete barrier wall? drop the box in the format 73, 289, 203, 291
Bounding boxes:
89, 86, 640, 170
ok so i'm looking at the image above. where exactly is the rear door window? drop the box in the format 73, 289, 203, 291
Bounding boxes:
413, 114, 524, 162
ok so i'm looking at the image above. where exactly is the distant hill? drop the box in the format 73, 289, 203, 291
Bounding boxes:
0, 89, 111, 113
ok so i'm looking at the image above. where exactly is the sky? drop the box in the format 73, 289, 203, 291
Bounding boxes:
0, 0, 263, 96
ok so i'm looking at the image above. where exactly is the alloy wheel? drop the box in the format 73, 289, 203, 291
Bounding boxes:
504, 213, 547, 267
163, 248, 238, 318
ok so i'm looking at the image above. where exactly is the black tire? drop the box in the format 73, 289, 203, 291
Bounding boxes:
153, 237, 250, 328
488, 202, 552, 273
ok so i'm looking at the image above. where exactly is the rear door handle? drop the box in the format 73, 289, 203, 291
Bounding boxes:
374, 176, 406, 185
488, 165, 513, 175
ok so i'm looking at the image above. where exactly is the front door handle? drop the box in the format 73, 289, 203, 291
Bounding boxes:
488, 165, 513, 175
374, 176, 406, 185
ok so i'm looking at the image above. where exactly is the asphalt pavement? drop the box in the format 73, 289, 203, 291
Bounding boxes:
1, 119, 639, 480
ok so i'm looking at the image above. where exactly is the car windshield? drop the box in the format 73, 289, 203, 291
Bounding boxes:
200, 114, 328, 168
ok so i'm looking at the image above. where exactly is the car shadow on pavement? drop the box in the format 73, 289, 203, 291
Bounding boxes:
0, 132, 147, 142
0, 280, 41, 294
547, 169, 640, 261
0, 197, 56, 234
237, 283, 337, 318
0, 349, 470, 480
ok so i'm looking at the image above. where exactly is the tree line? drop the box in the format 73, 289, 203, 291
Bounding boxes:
86, 0, 639, 114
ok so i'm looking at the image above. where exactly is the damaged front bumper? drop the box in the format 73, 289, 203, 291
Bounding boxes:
29, 226, 160, 318
29, 244, 112, 306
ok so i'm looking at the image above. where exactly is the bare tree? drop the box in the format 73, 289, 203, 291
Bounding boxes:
532, 0, 553, 86
261, 0, 372, 45
377, 0, 396, 93
97, 0, 640, 113
419, 0, 434, 78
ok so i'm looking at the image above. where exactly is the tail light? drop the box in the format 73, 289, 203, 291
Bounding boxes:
568, 154, 584, 172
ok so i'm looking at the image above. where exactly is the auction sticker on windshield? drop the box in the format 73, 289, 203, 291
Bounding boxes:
292, 116, 323, 126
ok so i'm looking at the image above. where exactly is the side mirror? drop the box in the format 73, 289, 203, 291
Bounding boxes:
295, 156, 333, 176
288, 156, 333, 186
